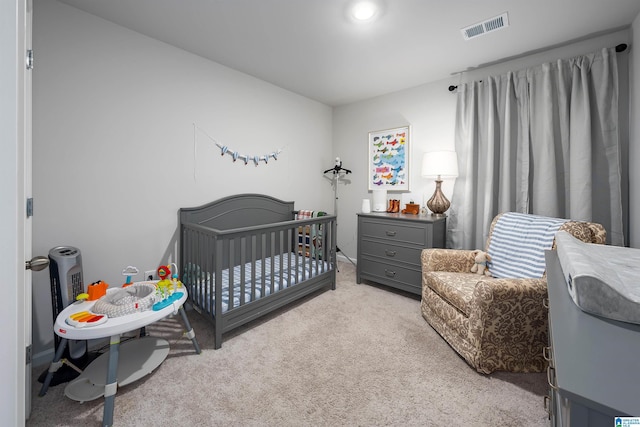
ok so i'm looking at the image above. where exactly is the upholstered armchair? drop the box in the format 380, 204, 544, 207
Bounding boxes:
421, 213, 606, 374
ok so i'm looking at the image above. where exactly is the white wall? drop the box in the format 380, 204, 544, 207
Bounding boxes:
333, 28, 633, 259
332, 80, 458, 259
31, 0, 333, 363
32, 0, 639, 365
631, 17, 640, 248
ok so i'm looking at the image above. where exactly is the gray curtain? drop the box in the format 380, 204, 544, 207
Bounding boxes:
448, 47, 624, 249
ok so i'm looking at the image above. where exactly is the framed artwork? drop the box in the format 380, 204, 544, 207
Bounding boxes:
368, 125, 410, 191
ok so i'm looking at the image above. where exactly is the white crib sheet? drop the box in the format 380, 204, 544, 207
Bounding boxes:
184, 253, 329, 314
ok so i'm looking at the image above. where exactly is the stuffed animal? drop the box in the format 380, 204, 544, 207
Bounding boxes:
470, 250, 492, 277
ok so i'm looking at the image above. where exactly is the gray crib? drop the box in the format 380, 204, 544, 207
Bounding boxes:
179, 194, 337, 349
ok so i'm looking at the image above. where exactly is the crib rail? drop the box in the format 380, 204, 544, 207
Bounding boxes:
180, 214, 336, 321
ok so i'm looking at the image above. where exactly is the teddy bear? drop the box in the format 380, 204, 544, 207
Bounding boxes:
470, 250, 492, 277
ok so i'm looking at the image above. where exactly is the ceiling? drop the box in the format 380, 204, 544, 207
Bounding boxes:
56, 0, 640, 106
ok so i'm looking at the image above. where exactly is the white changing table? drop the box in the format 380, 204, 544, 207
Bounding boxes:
39, 286, 201, 427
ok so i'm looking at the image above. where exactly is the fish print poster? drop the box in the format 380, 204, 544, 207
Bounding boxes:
368, 126, 410, 191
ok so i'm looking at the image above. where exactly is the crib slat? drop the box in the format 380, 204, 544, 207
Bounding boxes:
226, 238, 234, 309
239, 236, 246, 306
261, 233, 264, 292
211, 232, 222, 318
269, 231, 275, 295
278, 229, 284, 289
287, 227, 293, 286
214, 237, 223, 324
295, 232, 300, 284
204, 230, 212, 313
199, 230, 206, 310
250, 234, 257, 302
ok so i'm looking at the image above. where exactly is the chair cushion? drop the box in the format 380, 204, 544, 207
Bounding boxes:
488, 212, 567, 279
426, 272, 481, 317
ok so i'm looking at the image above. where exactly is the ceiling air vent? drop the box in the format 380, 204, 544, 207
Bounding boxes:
461, 12, 509, 41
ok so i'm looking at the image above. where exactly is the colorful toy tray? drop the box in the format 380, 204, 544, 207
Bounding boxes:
66, 311, 108, 328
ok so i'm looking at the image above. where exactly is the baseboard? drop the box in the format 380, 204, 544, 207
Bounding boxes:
336, 253, 356, 265
33, 348, 54, 369
32, 337, 112, 369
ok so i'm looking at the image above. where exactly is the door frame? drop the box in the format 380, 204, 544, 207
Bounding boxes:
1, 0, 29, 424
24, 0, 34, 419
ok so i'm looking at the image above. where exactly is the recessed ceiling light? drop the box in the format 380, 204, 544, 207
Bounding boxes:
351, 1, 378, 21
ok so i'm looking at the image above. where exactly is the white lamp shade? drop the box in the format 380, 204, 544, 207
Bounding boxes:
421, 151, 458, 178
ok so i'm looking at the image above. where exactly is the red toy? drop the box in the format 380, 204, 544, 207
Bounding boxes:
157, 265, 171, 281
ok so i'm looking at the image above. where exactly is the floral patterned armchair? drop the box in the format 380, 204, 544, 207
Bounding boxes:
421, 213, 606, 374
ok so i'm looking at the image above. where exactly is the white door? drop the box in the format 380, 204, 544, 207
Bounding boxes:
22, 0, 50, 419
2, 0, 31, 423
24, 0, 34, 418
21, 0, 42, 420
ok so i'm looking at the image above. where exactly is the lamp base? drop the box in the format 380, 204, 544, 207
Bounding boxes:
426, 179, 451, 215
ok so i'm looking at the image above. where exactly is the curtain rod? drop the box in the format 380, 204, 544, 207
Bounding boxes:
448, 43, 628, 92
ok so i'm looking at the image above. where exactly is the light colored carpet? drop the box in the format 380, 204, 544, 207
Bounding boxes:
28, 261, 550, 426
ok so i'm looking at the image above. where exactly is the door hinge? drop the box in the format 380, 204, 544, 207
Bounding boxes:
26, 345, 32, 365
26, 49, 34, 70
26, 198, 33, 218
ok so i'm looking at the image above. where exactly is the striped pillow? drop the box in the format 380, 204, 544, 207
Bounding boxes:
488, 212, 567, 278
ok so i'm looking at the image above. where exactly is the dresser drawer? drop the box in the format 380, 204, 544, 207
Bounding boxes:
359, 217, 428, 246
359, 258, 422, 291
356, 213, 446, 295
359, 239, 422, 267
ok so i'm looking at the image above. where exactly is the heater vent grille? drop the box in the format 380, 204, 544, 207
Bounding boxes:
461, 12, 509, 40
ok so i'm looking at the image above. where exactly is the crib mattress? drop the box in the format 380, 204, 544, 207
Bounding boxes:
184, 253, 329, 314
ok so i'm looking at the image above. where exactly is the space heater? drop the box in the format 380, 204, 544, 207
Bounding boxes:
46, 246, 88, 376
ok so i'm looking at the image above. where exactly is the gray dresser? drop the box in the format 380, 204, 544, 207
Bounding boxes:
356, 212, 446, 295
545, 250, 640, 426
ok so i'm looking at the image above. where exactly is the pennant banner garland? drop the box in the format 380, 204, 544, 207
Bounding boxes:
215, 143, 282, 166
193, 123, 283, 167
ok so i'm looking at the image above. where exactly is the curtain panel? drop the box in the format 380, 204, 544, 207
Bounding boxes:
449, 47, 624, 249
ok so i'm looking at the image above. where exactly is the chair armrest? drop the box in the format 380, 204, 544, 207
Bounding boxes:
588, 223, 606, 244
474, 277, 547, 304
421, 248, 476, 273
468, 277, 548, 373
556, 221, 607, 246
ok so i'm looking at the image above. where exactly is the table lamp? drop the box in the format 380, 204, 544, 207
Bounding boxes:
421, 151, 458, 216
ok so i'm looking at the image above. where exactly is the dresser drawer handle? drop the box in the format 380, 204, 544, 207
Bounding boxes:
543, 346, 552, 363
385, 250, 397, 257
385, 230, 396, 237
543, 395, 552, 419
543, 298, 549, 308
384, 269, 396, 278
546, 365, 558, 390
